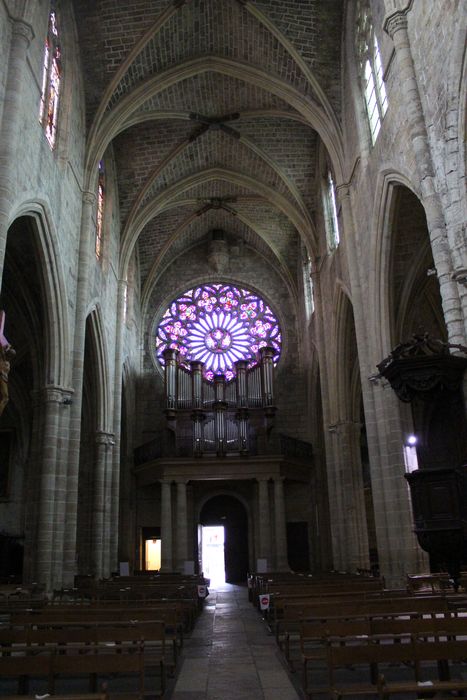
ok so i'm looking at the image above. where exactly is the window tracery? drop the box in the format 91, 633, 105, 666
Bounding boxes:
356, 1, 388, 144
323, 170, 340, 250
95, 161, 105, 260
39, 4, 61, 149
155, 283, 282, 382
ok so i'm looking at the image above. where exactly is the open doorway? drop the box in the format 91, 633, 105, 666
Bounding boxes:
145, 538, 161, 571
141, 527, 161, 571
201, 526, 225, 585
199, 494, 249, 584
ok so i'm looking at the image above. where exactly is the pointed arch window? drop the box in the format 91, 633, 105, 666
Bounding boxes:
302, 249, 315, 320
323, 170, 340, 250
39, 4, 62, 149
356, 2, 388, 144
95, 161, 105, 260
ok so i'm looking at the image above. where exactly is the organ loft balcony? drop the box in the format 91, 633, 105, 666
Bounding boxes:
133, 346, 313, 485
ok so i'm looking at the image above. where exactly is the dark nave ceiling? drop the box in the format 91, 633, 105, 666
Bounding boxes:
73, 0, 343, 299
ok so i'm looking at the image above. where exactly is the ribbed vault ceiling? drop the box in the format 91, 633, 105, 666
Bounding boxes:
73, 0, 343, 305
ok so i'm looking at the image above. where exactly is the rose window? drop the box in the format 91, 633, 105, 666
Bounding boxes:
155, 283, 281, 381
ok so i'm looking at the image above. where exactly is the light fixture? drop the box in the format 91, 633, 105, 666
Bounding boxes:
406, 434, 417, 446
368, 373, 381, 384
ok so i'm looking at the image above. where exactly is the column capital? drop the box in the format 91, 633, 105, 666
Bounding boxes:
335, 183, 352, 201
32, 385, 74, 407
82, 190, 96, 206
384, 9, 410, 39
11, 19, 35, 45
175, 478, 188, 486
95, 430, 115, 446
257, 476, 271, 483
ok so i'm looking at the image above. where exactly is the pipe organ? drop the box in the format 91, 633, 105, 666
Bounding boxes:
162, 347, 276, 457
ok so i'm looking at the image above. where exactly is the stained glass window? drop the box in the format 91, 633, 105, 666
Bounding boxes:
155, 284, 282, 382
356, 1, 388, 144
324, 170, 340, 250
95, 161, 105, 260
39, 4, 61, 149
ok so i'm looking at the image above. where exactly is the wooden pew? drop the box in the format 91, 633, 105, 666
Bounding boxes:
1, 618, 171, 679
299, 616, 467, 699
324, 637, 467, 700
1, 695, 107, 700
0, 635, 165, 699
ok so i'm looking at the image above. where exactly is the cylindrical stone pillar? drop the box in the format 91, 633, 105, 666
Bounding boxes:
35, 386, 65, 591
63, 190, 96, 587
273, 477, 288, 571
95, 430, 115, 579
161, 480, 173, 571
257, 477, 271, 568
176, 480, 188, 571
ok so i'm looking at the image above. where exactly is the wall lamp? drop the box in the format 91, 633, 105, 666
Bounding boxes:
368, 373, 381, 385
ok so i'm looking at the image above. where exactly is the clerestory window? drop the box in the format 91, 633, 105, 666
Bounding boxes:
323, 170, 340, 251
356, 2, 388, 144
95, 161, 105, 261
39, 4, 61, 149
302, 249, 315, 320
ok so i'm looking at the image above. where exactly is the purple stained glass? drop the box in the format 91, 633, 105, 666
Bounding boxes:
155, 283, 281, 381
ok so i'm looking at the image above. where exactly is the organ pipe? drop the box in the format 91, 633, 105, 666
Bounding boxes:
190, 360, 204, 409
260, 346, 275, 410
235, 360, 248, 408
214, 374, 227, 456
163, 348, 178, 418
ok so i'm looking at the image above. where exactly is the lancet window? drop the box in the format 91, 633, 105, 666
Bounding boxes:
39, 4, 62, 149
95, 161, 105, 260
302, 247, 315, 319
356, 1, 388, 144
155, 283, 281, 382
323, 170, 340, 250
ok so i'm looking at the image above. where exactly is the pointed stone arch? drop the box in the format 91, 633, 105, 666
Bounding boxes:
5, 204, 70, 388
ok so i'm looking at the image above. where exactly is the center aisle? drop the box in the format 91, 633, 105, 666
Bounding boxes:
169, 583, 300, 700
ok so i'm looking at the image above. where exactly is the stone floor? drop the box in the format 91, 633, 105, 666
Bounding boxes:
167, 583, 301, 700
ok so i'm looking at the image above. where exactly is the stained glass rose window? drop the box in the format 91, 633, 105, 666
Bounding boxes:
155, 283, 281, 381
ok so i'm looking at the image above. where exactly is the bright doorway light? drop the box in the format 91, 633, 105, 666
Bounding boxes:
202, 526, 225, 585
145, 538, 161, 570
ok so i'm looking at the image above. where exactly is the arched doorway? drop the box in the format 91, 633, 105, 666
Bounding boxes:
199, 494, 249, 584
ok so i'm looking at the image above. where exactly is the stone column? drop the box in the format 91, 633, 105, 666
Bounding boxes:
109, 278, 128, 575
338, 188, 424, 585
338, 420, 370, 571
273, 477, 288, 571
0, 18, 34, 286
63, 190, 96, 586
160, 480, 173, 571
176, 480, 188, 571
257, 477, 271, 568
384, 8, 464, 345
34, 386, 69, 591
94, 431, 114, 579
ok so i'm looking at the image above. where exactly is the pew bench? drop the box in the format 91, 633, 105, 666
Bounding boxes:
0, 624, 167, 698
302, 634, 467, 700
1, 695, 107, 700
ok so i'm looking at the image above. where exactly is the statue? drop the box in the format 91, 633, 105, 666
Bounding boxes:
0, 311, 15, 418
